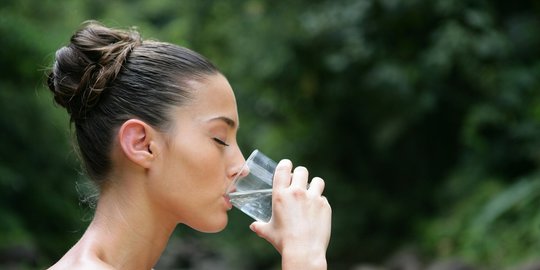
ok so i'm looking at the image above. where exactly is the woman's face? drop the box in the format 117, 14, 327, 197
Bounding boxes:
150, 73, 245, 233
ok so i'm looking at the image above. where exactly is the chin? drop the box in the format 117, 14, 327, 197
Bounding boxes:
188, 215, 228, 233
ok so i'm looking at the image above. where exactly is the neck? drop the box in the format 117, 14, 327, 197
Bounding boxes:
79, 177, 177, 270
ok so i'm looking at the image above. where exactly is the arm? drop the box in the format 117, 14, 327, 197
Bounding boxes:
250, 160, 332, 270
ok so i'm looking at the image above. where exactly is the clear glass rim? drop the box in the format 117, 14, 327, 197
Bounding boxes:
225, 149, 260, 194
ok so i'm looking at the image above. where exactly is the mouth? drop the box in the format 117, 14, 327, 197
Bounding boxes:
223, 195, 233, 210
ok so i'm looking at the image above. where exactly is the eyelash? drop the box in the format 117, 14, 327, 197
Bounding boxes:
213, 138, 230, 147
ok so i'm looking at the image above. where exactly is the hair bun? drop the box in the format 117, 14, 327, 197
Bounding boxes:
47, 21, 142, 120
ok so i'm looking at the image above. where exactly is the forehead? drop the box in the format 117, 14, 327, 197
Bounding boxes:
176, 73, 239, 126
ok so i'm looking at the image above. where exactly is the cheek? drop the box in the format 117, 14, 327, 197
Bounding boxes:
151, 136, 230, 230
164, 135, 223, 194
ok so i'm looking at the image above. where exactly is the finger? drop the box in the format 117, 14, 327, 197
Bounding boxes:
308, 177, 325, 195
290, 166, 309, 189
250, 221, 271, 239
273, 159, 293, 189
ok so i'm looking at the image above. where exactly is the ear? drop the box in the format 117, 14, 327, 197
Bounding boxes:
118, 119, 157, 169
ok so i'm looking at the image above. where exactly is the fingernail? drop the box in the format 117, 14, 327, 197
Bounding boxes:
278, 159, 292, 167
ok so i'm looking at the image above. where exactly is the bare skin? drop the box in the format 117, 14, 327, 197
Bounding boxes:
48, 74, 331, 270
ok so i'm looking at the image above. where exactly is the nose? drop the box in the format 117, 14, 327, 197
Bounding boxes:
235, 164, 250, 179
227, 146, 247, 180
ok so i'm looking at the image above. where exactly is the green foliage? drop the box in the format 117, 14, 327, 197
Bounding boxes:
0, 11, 85, 268
422, 176, 540, 268
1, 0, 540, 269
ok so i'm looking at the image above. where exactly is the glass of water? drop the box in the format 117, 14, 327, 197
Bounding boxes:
226, 149, 277, 222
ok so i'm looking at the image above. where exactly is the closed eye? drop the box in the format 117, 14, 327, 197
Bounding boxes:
213, 138, 230, 146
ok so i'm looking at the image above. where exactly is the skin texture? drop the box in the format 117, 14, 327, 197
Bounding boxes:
48, 73, 331, 270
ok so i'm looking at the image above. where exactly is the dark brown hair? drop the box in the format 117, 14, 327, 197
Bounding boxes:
47, 21, 219, 185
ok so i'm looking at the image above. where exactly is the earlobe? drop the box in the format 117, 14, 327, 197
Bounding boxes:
118, 119, 156, 168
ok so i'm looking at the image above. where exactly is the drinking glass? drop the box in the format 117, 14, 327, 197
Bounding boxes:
226, 149, 277, 222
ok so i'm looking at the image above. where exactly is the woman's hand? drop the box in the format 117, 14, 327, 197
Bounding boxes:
249, 159, 332, 270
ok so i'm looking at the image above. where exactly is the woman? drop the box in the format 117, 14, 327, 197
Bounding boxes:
46, 21, 331, 270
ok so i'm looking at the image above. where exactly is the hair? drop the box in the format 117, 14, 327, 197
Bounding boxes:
47, 21, 219, 186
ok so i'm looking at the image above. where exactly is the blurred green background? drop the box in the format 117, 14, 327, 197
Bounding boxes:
2, 0, 540, 269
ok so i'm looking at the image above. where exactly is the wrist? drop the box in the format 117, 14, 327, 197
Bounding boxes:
281, 246, 327, 270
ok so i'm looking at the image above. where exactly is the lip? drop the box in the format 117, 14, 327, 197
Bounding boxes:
223, 195, 233, 210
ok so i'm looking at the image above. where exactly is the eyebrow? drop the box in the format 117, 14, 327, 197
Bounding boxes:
209, 116, 237, 129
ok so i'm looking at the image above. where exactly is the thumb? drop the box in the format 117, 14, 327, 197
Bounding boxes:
250, 221, 271, 239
